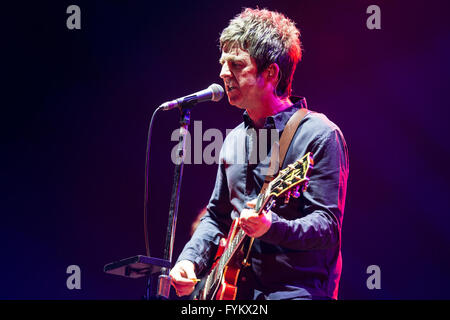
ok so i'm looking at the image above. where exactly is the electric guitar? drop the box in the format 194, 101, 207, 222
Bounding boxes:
196, 152, 314, 300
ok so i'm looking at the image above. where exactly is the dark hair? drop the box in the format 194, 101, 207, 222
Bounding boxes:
220, 8, 302, 97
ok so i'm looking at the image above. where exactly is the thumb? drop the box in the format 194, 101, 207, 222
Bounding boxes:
246, 198, 257, 209
183, 264, 197, 280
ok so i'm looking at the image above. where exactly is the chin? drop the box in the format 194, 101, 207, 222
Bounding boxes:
228, 101, 245, 110
227, 96, 245, 109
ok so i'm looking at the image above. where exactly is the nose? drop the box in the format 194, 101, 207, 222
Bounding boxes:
220, 62, 232, 80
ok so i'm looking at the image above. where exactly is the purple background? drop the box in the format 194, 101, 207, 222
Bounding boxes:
2, 0, 450, 299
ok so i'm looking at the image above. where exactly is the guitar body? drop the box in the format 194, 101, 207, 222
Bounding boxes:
197, 217, 255, 300
214, 273, 238, 300
212, 218, 249, 300
195, 152, 314, 300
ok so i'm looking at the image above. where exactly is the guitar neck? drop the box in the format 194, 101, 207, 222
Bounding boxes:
206, 191, 272, 284
221, 191, 270, 260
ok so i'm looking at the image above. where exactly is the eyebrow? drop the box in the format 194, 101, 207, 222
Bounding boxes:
219, 56, 245, 65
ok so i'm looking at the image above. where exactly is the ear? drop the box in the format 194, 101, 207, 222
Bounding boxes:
265, 63, 280, 84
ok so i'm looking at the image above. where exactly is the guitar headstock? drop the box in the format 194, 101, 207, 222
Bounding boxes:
269, 152, 314, 199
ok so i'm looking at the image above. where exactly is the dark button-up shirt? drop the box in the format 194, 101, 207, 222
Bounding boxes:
177, 96, 349, 299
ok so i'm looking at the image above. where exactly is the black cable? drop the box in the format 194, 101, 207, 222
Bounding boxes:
144, 105, 163, 257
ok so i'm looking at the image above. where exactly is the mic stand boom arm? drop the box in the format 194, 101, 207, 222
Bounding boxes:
157, 102, 193, 298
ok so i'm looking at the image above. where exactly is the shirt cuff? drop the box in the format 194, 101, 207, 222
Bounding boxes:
258, 211, 288, 245
176, 249, 207, 274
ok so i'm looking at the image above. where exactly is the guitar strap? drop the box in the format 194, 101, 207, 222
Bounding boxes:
260, 107, 309, 194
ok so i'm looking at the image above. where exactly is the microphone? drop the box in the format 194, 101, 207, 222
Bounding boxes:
159, 83, 224, 111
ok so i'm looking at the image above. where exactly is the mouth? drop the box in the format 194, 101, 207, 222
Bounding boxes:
226, 84, 237, 92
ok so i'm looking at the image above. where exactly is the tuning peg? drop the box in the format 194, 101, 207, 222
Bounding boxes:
284, 190, 291, 204
292, 185, 301, 198
301, 179, 310, 192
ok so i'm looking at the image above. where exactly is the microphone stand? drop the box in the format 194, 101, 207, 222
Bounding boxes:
156, 102, 193, 299
103, 101, 195, 300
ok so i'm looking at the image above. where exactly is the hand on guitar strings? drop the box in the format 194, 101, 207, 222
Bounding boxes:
169, 260, 198, 297
239, 199, 272, 238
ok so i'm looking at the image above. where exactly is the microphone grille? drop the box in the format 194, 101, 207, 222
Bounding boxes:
209, 83, 224, 102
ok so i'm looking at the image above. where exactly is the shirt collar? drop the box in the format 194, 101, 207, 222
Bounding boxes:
242, 96, 308, 131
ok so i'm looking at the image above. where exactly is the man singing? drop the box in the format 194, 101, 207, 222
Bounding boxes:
170, 7, 349, 300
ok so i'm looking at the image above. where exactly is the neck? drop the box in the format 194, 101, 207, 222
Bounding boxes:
246, 95, 292, 128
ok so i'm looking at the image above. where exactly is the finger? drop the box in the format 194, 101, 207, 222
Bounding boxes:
246, 215, 260, 225
246, 198, 257, 209
176, 287, 194, 297
241, 224, 254, 235
172, 278, 196, 295
241, 211, 259, 224
171, 276, 196, 286
239, 218, 255, 232
240, 209, 258, 220
184, 267, 197, 281
239, 210, 249, 226
240, 208, 251, 218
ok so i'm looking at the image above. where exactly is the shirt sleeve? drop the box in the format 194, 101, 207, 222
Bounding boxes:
175, 156, 233, 275
259, 128, 349, 250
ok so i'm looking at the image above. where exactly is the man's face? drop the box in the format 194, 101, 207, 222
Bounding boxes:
219, 46, 266, 110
